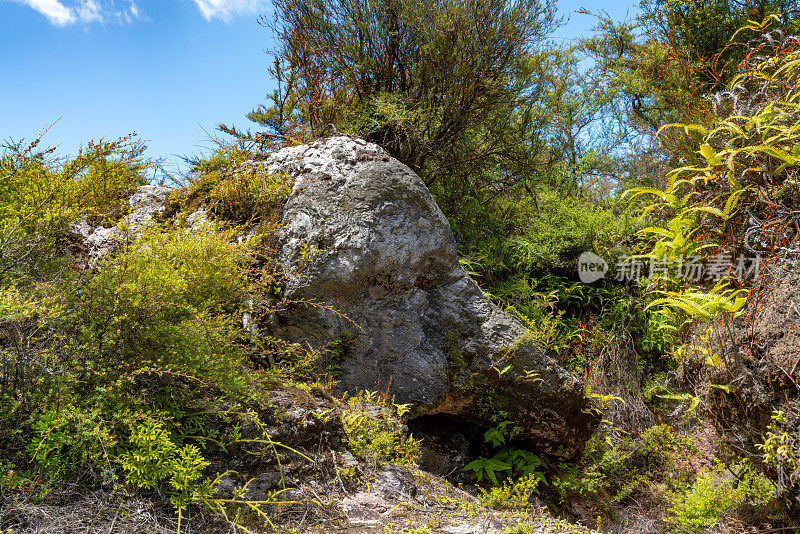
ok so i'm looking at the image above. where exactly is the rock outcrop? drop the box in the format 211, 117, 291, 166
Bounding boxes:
75, 184, 172, 259
259, 136, 599, 457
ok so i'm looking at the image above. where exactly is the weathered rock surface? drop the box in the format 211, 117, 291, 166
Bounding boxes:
340, 464, 418, 526
259, 136, 599, 457
371, 464, 417, 500
77, 184, 172, 259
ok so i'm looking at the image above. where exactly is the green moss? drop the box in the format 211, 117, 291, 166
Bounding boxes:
445, 332, 467, 380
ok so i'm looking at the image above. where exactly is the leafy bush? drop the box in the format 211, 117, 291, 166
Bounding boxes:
552, 424, 697, 507
465, 448, 545, 487
29, 407, 117, 480
667, 461, 774, 533
757, 409, 800, 501
173, 144, 291, 227
621, 20, 800, 509
119, 419, 214, 521
478, 473, 541, 510
667, 471, 739, 533
462, 409, 546, 507
0, 136, 145, 285
626, 17, 800, 330
0, 139, 317, 531
500, 188, 634, 276
342, 390, 420, 467
266, 0, 559, 192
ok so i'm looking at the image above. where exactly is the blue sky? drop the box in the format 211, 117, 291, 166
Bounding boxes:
1, 0, 638, 173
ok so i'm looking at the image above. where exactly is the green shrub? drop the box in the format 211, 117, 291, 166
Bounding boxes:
667, 471, 737, 533
552, 424, 697, 507
758, 410, 800, 474
29, 407, 117, 480
500, 188, 634, 276
173, 144, 291, 227
666, 459, 774, 533
119, 419, 214, 519
0, 136, 145, 285
71, 224, 257, 398
0, 142, 295, 530
478, 473, 541, 510
342, 391, 420, 467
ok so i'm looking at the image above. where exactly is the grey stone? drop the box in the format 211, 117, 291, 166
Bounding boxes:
371, 464, 416, 500
440, 522, 508, 534
340, 465, 416, 527
213, 474, 238, 497
84, 225, 121, 258
244, 472, 296, 501
260, 136, 599, 457
339, 450, 359, 468
82, 184, 171, 259
124, 184, 171, 228
187, 207, 208, 230
73, 220, 92, 239
340, 492, 391, 525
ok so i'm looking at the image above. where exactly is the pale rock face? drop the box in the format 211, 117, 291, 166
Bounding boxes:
259, 136, 599, 457
81, 184, 172, 259
124, 185, 172, 228
187, 208, 208, 231
340, 464, 418, 527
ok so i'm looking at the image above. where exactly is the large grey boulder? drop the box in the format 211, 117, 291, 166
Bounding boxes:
260, 136, 599, 457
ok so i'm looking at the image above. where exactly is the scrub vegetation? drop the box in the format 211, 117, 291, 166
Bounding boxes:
5, 1, 800, 532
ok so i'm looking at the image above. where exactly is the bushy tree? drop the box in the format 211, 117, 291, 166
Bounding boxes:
257, 0, 560, 197
585, 1, 800, 146
642, 0, 800, 91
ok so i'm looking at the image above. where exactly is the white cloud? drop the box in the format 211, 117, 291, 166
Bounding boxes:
8, 0, 142, 26
191, 0, 268, 21
15, 0, 75, 25
76, 0, 102, 22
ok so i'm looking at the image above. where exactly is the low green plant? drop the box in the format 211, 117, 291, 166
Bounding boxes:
465, 447, 546, 487
119, 419, 214, 526
483, 412, 522, 448
478, 472, 541, 510
758, 410, 800, 472
173, 143, 290, 228
29, 407, 117, 480
464, 410, 546, 491
0, 138, 332, 533
342, 391, 420, 467
666, 471, 737, 533
757, 409, 800, 501
0, 461, 35, 493
665, 460, 775, 534
464, 456, 512, 486
509, 306, 572, 352
553, 424, 697, 508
